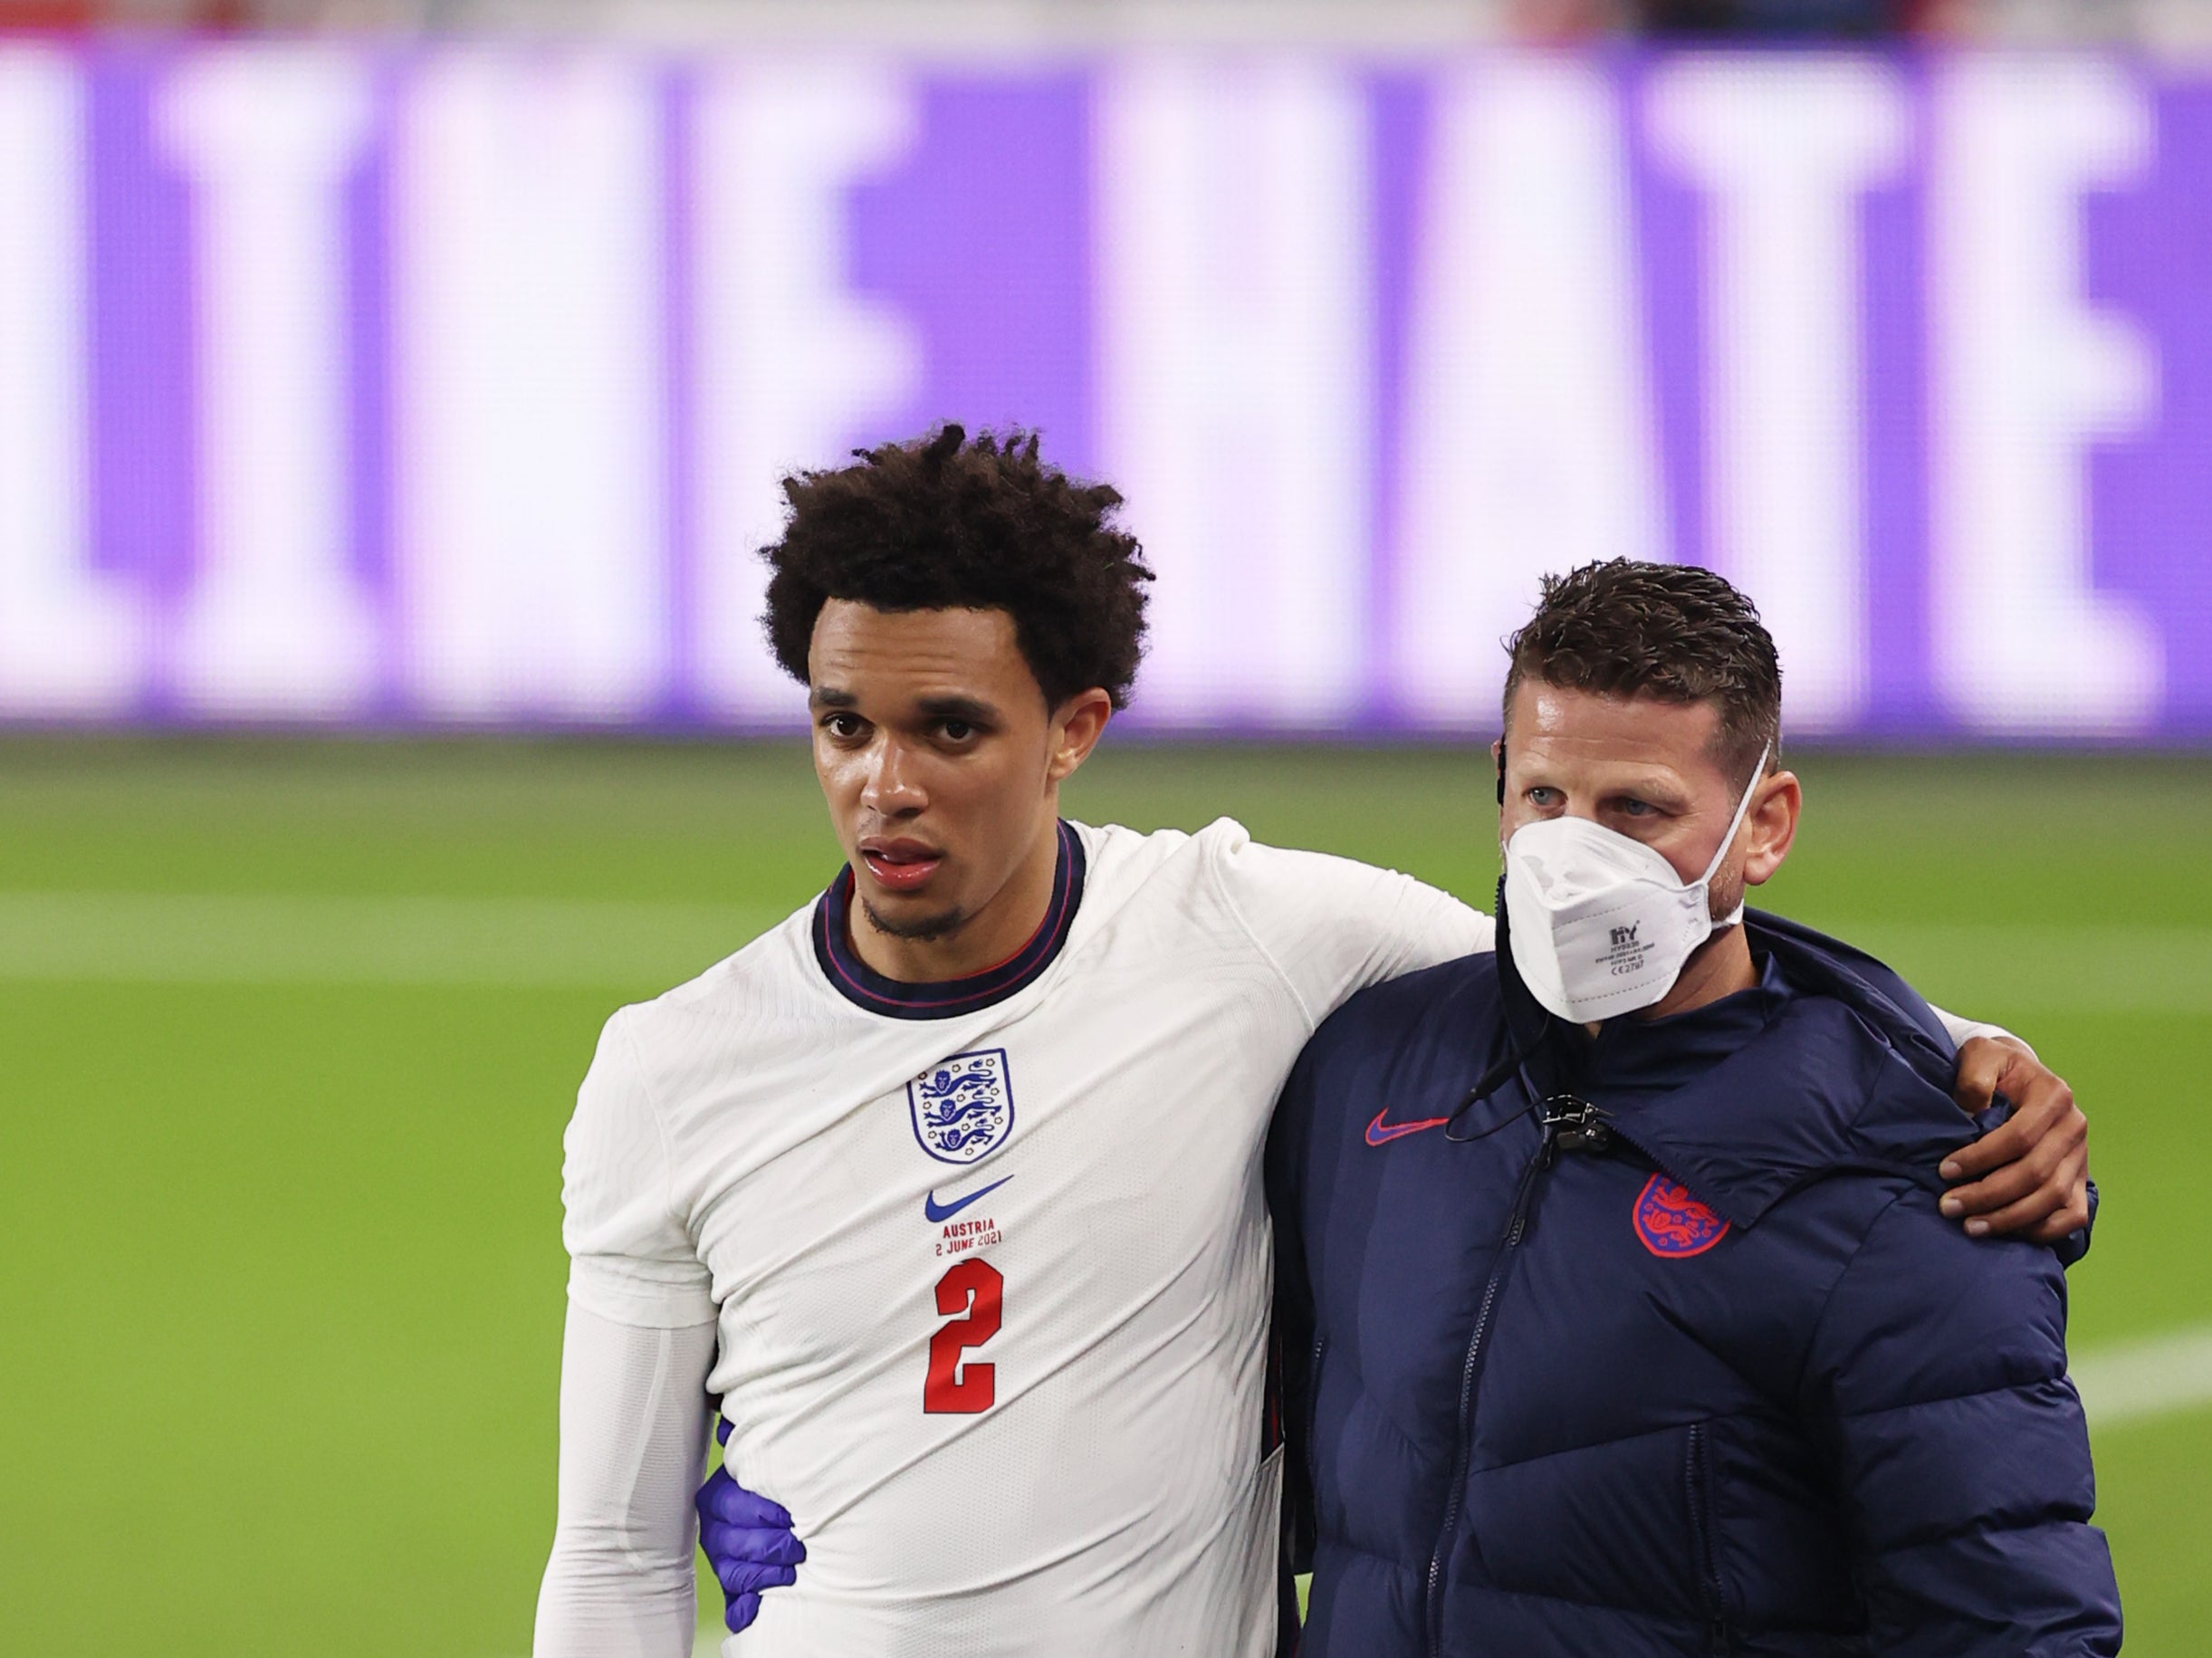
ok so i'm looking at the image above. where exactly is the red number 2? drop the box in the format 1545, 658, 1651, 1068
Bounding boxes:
924, 1258, 1003, 1414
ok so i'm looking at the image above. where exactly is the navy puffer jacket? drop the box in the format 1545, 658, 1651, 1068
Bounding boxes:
1267, 907, 2118, 1657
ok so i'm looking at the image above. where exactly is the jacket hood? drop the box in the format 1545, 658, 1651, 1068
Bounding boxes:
1492, 882, 1977, 1231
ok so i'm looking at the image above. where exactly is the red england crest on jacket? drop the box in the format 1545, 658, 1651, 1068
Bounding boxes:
1633, 1174, 1731, 1259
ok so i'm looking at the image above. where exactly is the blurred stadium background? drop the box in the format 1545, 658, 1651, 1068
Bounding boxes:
0, 0, 2207, 1653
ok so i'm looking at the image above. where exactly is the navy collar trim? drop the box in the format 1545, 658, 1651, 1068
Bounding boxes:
812, 821, 1086, 1021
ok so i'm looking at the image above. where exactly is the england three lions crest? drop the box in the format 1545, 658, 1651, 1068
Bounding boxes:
907, 1049, 1015, 1165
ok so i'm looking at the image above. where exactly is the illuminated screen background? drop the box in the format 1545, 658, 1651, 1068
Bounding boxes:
2, 43, 2207, 740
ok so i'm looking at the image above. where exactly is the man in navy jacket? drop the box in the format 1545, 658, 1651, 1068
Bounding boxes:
1268, 560, 2120, 1655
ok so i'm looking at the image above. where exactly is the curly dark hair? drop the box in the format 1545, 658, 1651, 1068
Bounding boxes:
760, 425, 1153, 710
1504, 559, 1781, 779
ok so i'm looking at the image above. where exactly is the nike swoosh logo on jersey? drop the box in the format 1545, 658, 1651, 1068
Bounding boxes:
924, 1176, 1012, 1222
1365, 1109, 1452, 1146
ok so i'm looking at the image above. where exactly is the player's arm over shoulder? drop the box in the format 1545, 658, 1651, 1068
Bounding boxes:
562, 1007, 714, 1330
1199, 818, 1494, 1028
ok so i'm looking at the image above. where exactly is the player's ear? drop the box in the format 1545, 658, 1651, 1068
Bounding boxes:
1493, 738, 1507, 807
1047, 688, 1112, 784
1741, 768, 1801, 887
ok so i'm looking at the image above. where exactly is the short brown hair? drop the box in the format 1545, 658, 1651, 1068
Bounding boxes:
761, 424, 1153, 710
1503, 560, 1780, 779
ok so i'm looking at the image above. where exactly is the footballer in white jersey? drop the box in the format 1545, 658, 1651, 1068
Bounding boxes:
533, 427, 2091, 1658
563, 816, 1489, 1655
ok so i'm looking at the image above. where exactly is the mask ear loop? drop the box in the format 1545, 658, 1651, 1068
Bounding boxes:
1699, 741, 1773, 889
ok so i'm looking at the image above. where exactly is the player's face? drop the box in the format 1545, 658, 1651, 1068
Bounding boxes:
1496, 682, 1798, 915
808, 600, 1107, 965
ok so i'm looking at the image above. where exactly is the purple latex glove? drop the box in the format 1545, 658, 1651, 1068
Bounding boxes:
697, 1416, 806, 1634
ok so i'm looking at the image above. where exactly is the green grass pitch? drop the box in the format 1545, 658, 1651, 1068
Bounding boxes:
0, 737, 2205, 1654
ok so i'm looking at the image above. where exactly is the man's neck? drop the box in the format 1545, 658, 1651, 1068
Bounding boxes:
1638, 924, 1757, 1023
1583, 925, 1757, 1035
849, 818, 1062, 983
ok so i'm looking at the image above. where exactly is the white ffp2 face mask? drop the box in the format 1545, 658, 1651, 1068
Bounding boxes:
1501, 744, 1770, 1025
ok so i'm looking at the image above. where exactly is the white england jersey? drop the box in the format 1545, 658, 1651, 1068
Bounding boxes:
562, 818, 1492, 1657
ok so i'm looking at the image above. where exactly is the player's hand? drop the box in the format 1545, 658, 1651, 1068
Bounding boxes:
1938, 1034, 2090, 1244
697, 1423, 805, 1634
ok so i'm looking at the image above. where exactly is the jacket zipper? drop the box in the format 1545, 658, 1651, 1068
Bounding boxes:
1590, 1111, 1702, 1206
1684, 1422, 1729, 1653
1423, 1113, 1558, 1656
